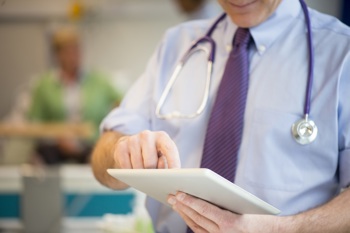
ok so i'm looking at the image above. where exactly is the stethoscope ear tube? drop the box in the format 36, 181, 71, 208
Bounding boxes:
155, 45, 214, 119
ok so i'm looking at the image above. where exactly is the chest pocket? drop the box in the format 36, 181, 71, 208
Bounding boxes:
241, 109, 306, 192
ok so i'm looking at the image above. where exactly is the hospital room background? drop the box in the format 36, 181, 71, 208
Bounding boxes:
0, 0, 349, 232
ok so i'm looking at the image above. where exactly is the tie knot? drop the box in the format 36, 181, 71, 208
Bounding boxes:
233, 28, 251, 48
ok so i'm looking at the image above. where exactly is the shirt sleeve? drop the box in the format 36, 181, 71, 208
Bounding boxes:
338, 51, 350, 188
100, 39, 164, 135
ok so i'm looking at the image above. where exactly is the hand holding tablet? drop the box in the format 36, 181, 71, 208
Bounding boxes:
107, 168, 280, 215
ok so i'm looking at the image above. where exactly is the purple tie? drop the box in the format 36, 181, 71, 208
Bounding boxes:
201, 28, 251, 182
186, 28, 250, 233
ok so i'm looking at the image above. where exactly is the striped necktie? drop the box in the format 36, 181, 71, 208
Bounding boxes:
186, 28, 251, 233
201, 27, 251, 182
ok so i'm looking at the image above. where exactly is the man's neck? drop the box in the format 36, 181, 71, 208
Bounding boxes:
61, 69, 79, 85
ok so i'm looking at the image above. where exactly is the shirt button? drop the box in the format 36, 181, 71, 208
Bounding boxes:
258, 45, 266, 53
226, 45, 232, 52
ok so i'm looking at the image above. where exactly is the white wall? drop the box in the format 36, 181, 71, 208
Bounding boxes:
81, 18, 182, 90
0, 22, 49, 118
0, 0, 343, 118
305, 0, 341, 17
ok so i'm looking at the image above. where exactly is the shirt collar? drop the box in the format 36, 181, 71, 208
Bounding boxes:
222, 0, 302, 55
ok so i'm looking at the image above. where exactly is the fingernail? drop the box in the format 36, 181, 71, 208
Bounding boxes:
168, 197, 176, 205
176, 193, 186, 201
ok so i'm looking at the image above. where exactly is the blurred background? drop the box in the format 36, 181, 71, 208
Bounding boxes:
0, 0, 348, 232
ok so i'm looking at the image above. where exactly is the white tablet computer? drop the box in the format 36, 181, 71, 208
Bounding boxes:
107, 168, 280, 215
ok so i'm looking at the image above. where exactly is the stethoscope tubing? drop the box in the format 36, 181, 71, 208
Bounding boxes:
300, 0, 314, 117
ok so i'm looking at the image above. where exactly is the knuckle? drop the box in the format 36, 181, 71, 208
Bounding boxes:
157, 132, 175, 150
163, 143, 174, 154
114, 140, 129, 168
127, 135, 139, 146
198, 204, 210, 217
114, 138, 127, 156
116, 136, 128, 147
156, 131, 170, 140
139, 130, 152, 140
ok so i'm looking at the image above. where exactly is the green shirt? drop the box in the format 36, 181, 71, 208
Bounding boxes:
28, 70, 121, 141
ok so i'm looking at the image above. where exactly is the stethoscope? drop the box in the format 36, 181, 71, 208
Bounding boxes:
156, 0, 317, 145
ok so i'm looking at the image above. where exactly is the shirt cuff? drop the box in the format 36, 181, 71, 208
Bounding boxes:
99, 108, 150, 136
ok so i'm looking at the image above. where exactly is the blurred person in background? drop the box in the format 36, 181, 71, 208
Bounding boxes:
173, 0, 221, 20
26, 26, 121, 164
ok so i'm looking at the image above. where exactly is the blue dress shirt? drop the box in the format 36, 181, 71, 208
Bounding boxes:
101, 0, 350, 232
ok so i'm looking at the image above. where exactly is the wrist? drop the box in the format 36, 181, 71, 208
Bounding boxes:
276, 215, 300, 233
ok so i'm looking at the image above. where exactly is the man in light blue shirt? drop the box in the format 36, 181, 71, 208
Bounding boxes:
92, 0, 350, 232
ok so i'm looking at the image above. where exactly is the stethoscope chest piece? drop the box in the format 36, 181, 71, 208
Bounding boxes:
292, 117, 318, 145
